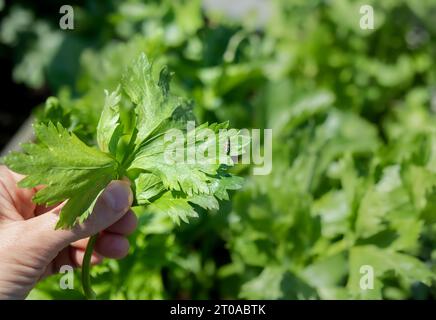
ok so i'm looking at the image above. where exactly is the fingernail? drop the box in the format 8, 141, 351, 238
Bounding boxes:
103, 181, 132, 213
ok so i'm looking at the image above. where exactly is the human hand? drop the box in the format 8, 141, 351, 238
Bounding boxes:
0, 165, 137, 299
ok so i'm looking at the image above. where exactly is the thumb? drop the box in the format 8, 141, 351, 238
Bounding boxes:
28, 180, 133, 252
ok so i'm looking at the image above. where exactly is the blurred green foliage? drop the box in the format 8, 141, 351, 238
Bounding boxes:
2, 0, 436, 299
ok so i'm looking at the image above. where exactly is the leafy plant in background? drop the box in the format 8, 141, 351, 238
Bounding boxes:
1, 0, 436, 299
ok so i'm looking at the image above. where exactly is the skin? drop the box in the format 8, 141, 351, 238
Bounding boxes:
0, 165, 137, 299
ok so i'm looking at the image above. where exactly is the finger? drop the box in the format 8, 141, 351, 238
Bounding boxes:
34, 202, 58, 216
25, 180, 133, 254
70, 238, 90, 250
44, 247, 102, 278
71, 231, 131, 259
65, 233, 129, 259
94, 233, 130, 259
72, 180, 133, 238
0, 166, 36, 220
70, 210, 137, 248
69, 248, 103, 267
105, 210, 137, 235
